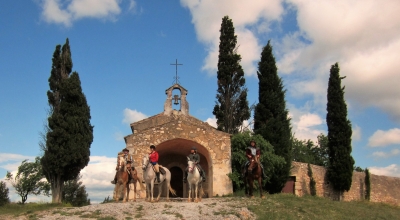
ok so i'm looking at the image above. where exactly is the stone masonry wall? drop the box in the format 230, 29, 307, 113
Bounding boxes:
292, 162, 400, 206
123, 112, 233, 198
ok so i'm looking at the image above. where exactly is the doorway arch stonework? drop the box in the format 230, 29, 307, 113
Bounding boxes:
119, 83, 233, 200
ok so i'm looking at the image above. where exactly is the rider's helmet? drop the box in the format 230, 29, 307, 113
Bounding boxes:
250, 140, 256, 146
122, 148, 129, 152
150, 145, 156, 150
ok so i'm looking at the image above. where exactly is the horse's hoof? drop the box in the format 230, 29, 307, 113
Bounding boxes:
261, 196, 265, 199
195, 199, 198, 203
166, 199, 170, 202
250, 196, 254, 199
187, 199, 191, 202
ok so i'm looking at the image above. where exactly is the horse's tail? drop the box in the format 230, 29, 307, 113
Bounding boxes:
169, 185, 177, 196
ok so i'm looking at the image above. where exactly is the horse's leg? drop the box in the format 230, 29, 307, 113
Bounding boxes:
145, 183, 150, 202
150, 181, 155, 202
194, 183, 198, 203
113, 183, 119, 202
188, 183, 191, 202
124, 182, 130, 203
166, 180, 170, 202
249, 178, 254, 198
133, 181, 137, 202
258, 177, 264, 198
155, 181, 162, 202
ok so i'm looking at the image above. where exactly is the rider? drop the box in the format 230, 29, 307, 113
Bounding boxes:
183, 146, 206, 183
111, 148, 135, 184
149, 145, 161, 183
241, 140, 261, 177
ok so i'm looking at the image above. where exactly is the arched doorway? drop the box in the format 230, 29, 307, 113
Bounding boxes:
157, 138, 212, 198
170, 166, 183, 197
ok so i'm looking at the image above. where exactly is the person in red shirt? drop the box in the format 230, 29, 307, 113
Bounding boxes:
149, 145, 161, 183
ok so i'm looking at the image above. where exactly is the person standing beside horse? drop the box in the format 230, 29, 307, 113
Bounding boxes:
149, 145, 161, 183
183, 146, 206, 183
111, 148, 136, 184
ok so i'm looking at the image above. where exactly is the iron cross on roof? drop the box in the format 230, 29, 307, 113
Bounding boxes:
170, 59, 183, 84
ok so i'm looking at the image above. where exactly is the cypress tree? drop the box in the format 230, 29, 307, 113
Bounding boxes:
254, 41, 292, 193
41, 39, 93, 203
213, 16, 250, 134
365, 168, 371, 201
326, 63, 354, 196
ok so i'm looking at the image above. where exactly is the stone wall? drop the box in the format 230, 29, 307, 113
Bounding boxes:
292, 162, 400, 206
121, 111, 233, 199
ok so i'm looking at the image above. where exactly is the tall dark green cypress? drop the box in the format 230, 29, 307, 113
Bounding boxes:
254, 41, 292, 193
41, 39, 93, 203
213, 16, 250, 134
326, 63, 354, 196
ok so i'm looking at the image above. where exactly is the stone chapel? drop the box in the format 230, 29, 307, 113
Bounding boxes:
117, 83, 233, 199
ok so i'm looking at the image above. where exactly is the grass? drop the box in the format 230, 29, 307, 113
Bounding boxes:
240, 193, 400, 220
1, 194, 400, 220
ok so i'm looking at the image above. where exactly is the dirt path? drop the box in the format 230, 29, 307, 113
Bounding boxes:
5, 198, 256, 220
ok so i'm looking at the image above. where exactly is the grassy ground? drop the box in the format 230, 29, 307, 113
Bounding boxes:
1, 193, 400, 220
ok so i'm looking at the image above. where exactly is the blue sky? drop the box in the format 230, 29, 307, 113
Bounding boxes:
1, 0, 400, 203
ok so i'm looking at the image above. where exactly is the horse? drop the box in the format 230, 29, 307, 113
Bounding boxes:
142, 156, 176, 202
187, 157, 203, 202
244, 156, 264, 198
113, 161, 144, 202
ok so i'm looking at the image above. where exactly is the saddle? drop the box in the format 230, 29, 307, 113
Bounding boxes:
159, 167, 166, 175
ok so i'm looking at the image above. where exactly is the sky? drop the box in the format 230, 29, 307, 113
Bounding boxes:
1, 0, 400, 203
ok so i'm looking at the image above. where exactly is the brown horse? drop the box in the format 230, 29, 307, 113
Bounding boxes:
244, 156, 264, 198
113, 162, 144, 202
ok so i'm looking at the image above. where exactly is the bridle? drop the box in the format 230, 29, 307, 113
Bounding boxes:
142, 157, 150, 171
188, 160, 195, 173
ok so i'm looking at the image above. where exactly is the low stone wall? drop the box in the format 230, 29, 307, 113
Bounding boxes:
292, 162, 400, 206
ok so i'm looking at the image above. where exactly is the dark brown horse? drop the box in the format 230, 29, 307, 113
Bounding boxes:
244, 156, 264, 198
113, 162, 143, 202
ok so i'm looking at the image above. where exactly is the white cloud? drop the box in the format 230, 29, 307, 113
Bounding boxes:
205, 117, 217, 128
0, 153, 35, 163
39, 0, 124, 27
289, 106, 325, 143
278, 0, 400, 121
180, 0, 285, 76
372, 149, 400, 159
122, 108, 148, 124
368, 128, 400, 147
369, 164, 400, 178
352, 125, 361, 141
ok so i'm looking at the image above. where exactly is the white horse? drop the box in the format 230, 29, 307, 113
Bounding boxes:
187, 157, 203, 203
142, 155, 176, 202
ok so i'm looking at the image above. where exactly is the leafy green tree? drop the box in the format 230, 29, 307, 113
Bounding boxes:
213, 16, 250, 134
292, 138, 315, 164
41, 39, 93, 203
228, 131, 285, 191
5, 157, 50, 204
254, 41, 292, 193
63, 175, 90, 206
313, 134, 329, 167
0, 181, 10, 206
326, 63, 354, 196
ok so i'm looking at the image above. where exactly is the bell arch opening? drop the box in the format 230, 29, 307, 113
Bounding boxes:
157, 138, 212, 198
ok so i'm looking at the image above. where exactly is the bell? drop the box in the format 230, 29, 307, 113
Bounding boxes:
173, 95, 180, 105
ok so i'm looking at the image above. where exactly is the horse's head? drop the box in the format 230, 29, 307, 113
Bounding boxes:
248, 156, 260, 172
142, 155, 149, 171
187, 157, 195, 173
126, 161, 132, 171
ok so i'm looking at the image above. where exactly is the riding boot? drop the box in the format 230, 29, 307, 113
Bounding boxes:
156, 172, 161, 183
201, 173, 206, 182
111, 173, 117, 184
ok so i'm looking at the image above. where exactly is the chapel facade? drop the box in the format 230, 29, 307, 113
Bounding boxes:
118, 83, 233, 199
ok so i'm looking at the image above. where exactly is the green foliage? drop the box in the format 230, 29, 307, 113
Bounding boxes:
62, 175, 90, 207
41, 39, 93, 203
354, 166, 365, 172
292, 134, 329, 167
365, 168, 371, 201
326, 63, 355, 192
307, 163, 317, 196
213, 16, 250, 134
0, 181, 10, 206
253, 41, 292, 193
5, 157, 50, 204
228, 131, 285, 191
